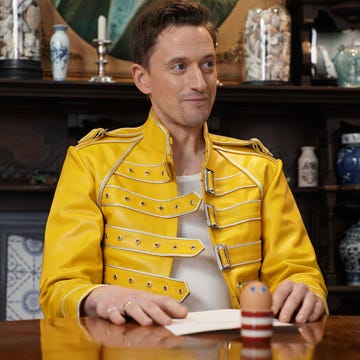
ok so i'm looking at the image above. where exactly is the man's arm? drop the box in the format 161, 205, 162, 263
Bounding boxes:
260, 160, 327, 322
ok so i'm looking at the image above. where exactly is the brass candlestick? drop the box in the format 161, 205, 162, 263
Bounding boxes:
89, 39, 114, 83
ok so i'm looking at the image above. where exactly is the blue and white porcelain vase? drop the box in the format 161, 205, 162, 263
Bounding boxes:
339, 220, 360, 285
336, 133, 360, 185
50, 24, 70, 81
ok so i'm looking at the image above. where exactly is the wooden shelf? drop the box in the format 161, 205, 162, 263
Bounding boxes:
0, 79, 359, 105
0, 183, 55, 192
324, 184, 360, 192
0, 183, 55, 212
328, 285, 360, 293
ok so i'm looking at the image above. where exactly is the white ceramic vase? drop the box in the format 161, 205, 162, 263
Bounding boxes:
50, 24, 70, 81
298, 146, 318, 187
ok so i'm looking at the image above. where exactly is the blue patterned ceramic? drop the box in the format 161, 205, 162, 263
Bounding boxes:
6, 235, 44, 319
50, 24, 70, 81
336, 133, 360, 185
339, 220, 360, 285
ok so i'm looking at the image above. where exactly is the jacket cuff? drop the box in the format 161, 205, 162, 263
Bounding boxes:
62, 284, 108, 317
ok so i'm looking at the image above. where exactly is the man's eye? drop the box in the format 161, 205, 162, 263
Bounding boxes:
173, 63, 185, 71
202, 60, 215, 71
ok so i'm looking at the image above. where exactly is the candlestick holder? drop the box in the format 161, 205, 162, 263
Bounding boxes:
89, 39, 114, 83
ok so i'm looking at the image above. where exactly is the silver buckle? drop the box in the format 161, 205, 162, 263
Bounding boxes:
204, 203, 218, 228
204, 168, 215, 195
214, 244, 231, 271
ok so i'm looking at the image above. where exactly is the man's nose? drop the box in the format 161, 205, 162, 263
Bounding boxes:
188, 67, 207, 91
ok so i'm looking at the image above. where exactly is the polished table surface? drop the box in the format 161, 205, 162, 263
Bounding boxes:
0, 315, 359, 359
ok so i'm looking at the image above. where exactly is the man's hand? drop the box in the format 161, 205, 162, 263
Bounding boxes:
272, 280, 325, 324
82, 285, 188, 326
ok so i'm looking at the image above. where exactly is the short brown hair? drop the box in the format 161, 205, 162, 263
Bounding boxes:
130, 0, 218, 69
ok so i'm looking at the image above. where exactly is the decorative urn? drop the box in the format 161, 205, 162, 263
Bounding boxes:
339, 220, 360, 286
336, 133, 360, 185
333, 41, 360, 87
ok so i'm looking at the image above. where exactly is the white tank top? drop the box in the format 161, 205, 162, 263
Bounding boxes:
172, 173, 232, 311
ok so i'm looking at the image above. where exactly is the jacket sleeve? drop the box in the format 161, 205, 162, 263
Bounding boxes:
260, 160, 328, 312
40, 146, 106, 318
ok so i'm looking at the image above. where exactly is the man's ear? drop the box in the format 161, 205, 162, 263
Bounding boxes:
132, 64, 151, 95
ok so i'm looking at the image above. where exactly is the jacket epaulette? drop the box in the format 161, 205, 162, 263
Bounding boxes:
78, 128, 108, 145
248, 137, 273, 157
76, 127, 143, 149
211, 134, 273, 158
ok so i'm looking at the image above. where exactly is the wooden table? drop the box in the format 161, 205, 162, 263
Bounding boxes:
0, 315, 359, 359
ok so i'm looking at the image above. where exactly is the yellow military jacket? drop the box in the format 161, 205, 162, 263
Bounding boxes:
40, 110, 327, 318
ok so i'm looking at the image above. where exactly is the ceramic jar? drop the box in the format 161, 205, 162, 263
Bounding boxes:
243, 0, 291, 84
339, 220, 360, 285
333, 42, 360, 88
298, 146, 318, 187
50, 24, 70, 81
336, 133, 360, 185
0, 0, 42, 79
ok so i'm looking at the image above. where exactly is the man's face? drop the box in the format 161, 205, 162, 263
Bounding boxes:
136, 25, 217, 133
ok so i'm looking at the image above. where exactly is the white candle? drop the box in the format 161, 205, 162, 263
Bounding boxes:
97, 15, 106, 40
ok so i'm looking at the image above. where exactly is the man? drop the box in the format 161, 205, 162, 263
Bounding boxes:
40, 0, 327, 326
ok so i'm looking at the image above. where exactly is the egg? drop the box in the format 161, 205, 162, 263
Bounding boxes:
240, 280, 272, 312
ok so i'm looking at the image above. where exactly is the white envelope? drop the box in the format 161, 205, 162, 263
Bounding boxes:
165, 309, 291, 336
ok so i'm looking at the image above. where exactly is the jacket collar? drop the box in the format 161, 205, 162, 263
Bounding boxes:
144, 108, 211, 168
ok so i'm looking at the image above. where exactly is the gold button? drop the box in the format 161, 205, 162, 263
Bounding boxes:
113, 274, 118, 280
117, 235, 122, 241
135, 239, 141, 244
163, 285, 168, 291
154, 243, 160, 248
128, 278, 134, 284
146, 281, 152, 288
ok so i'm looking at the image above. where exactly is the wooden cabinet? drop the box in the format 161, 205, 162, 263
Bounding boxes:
0, 79, 359, 314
